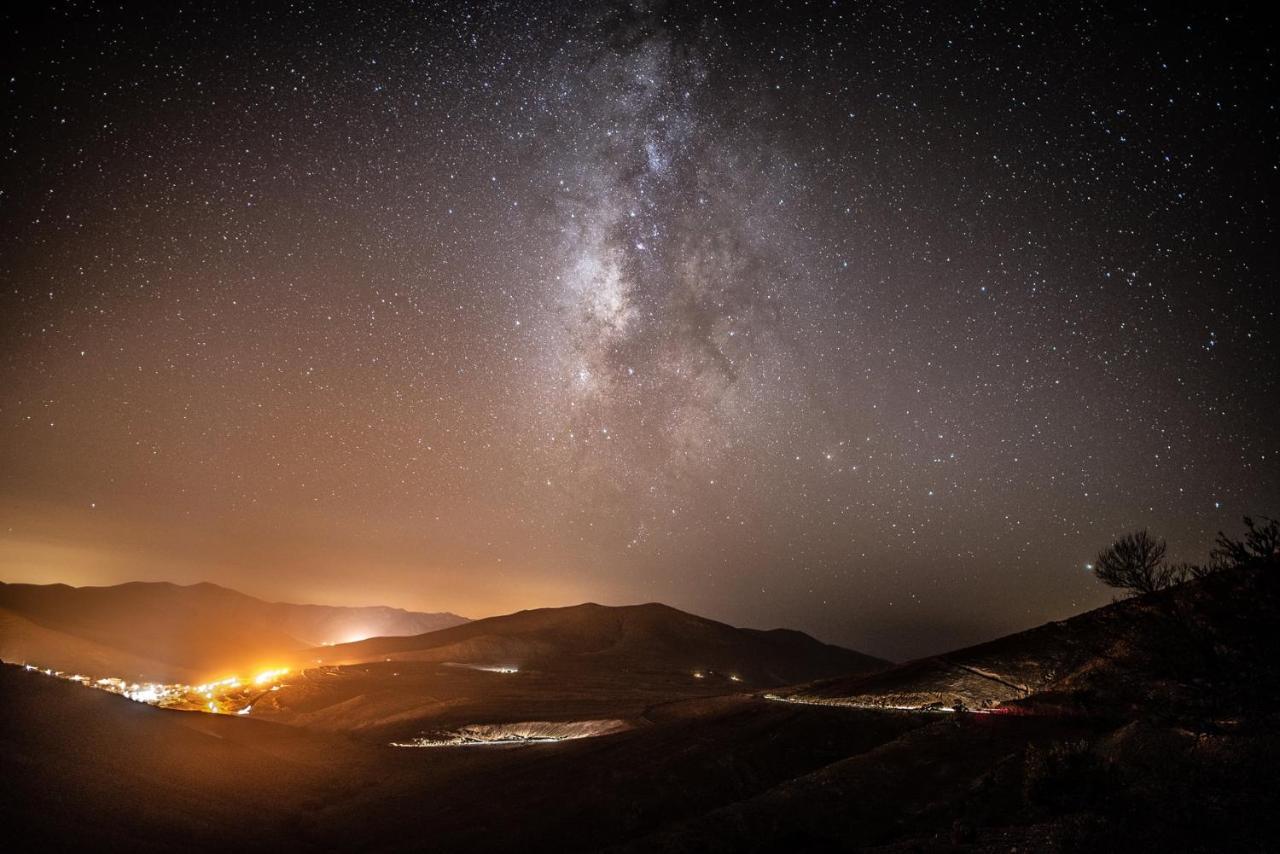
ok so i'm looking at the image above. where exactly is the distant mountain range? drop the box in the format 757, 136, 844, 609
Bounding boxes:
0, 581, 886, 690
0, 580, 468, 682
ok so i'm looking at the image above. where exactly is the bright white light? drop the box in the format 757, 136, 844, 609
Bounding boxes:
252, 668, 288, 685
128, 686, 161, 703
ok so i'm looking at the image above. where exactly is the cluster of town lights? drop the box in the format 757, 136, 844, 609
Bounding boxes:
762, 692, 1012, 714
21, 663, 291, 714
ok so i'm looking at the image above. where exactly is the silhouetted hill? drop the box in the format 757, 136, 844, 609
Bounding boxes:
0, 581, 467, 682
771, 594, 1144, 711
770, 567, 1280, 720
290, 601, 888, 687
0, 661, 375, 852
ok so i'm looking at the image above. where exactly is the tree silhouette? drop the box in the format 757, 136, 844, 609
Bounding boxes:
1092, 530, 1185, 596
1211, 516, 1280, 572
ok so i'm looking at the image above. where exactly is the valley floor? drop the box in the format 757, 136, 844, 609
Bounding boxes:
6, 662, 1275, 853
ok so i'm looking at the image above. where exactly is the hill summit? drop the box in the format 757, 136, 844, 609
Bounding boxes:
293, 600, 888, 687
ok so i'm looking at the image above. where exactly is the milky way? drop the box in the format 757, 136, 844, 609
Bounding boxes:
2, 2, 1276, 657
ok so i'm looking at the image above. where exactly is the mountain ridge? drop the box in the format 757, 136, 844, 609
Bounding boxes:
290, 599, 888, 687
0, 579, 469, 682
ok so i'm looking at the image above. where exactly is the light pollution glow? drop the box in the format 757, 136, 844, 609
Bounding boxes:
21, 662, 292, 715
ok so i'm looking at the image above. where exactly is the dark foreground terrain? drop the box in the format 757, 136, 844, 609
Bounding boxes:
3, 568, 1279, 852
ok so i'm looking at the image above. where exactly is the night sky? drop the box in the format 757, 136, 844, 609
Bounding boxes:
2, 2, 1276, 659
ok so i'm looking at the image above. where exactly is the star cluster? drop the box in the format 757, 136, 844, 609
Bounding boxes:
1, 1, 1276, 657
